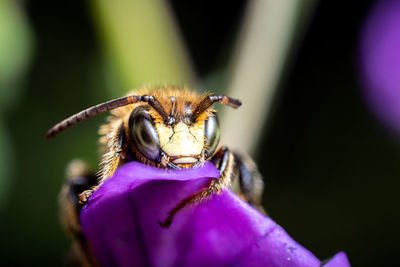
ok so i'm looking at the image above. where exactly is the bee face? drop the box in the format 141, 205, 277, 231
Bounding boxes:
128, 98, 221, 169
46, 87, 241, 179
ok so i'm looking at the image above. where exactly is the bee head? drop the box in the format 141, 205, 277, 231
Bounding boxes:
46, 89, 240, 170
128, 95, 223, 169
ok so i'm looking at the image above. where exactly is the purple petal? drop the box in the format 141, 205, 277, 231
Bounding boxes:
360, 0, 400, 133
323, 252, 351, 267
81, 161, 350, 267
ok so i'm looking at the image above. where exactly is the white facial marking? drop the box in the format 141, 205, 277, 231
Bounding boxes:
173, 157, 198, 164
155, 124, 173, 147
156, 121, 205, 157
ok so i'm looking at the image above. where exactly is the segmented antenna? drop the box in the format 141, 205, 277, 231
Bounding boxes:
46, 95, 168, 139
192, 95, 242, 121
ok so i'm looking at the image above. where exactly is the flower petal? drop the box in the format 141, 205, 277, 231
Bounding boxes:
323, 252, 351, 267
81, 161, 350, 267
360, 0, 400, 134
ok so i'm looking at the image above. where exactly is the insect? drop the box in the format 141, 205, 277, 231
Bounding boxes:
48, 87, 264, 265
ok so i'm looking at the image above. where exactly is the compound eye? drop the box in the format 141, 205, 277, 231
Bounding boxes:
204, 115, 221, 158
129, 106, 161, 162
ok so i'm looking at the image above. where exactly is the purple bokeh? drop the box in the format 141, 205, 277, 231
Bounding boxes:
360, 0, 400, 133
80, 161, 350, 267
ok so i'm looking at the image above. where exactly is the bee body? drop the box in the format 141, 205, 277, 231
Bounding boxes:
50, 87, 264, 266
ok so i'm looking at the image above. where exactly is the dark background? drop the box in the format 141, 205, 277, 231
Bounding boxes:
1, 0, 397, 266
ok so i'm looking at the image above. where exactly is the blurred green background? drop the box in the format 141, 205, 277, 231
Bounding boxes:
0, 0, 398, 266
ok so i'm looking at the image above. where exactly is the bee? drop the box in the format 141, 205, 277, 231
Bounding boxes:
48, 87, 264, 266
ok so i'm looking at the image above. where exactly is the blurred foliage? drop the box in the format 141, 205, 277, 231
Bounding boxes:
89, 0, 195, 96
0, 120, 13, 211
0, 0, 32, 211
0, 0, 32, 111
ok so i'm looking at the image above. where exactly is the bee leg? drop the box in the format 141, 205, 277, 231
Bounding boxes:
233, 152, 265, 213
59, 160, 98, 266
77, 123, 126, 205
212, 147, 235, 184
159, 147, 235, 228
79, 189, 94, 204
212, 148, 264, 207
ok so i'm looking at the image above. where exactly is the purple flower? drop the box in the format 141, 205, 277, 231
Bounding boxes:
360, 0, 400, 134
81, 162, 350, 267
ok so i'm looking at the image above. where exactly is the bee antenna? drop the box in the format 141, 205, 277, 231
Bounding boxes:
192, 95, 241, 121
46, 95, 168, 139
